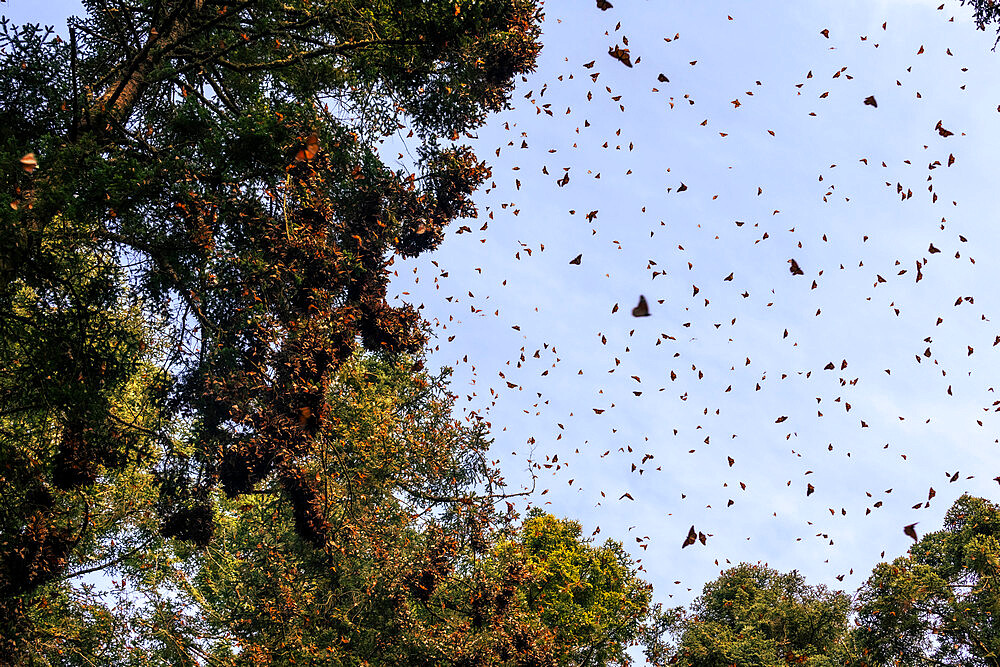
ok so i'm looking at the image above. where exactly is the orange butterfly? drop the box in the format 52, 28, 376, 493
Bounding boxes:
295, 133, 320, 161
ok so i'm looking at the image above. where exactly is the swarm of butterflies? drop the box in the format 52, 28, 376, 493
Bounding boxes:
386, 0, 993, 588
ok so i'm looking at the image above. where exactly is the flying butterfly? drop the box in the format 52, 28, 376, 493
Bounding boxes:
631, 295, 650, 317
569, 254, 583, 265
903, 523, 919, 542
788, 259, 805, 276
682, 525, 697, 548
608, 45, 633, 68
864, 95, 878, 108
596, 0, 613, 9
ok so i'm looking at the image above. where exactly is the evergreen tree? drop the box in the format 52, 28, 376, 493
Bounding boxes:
854, 494, 1000, 666
665, 564, 853, 667
1, 0, 543, 659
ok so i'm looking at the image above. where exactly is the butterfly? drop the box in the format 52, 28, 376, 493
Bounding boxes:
657, 73, 670, 82
935, 120, 954, 138
608, 45, 633, 68
788, 259, 804, 276
298, 406, 312, 426
631, 295, 650, 317
903, 523, 919, 542
569, 254, 582, 265
682, 525, 697, 548
596, 0, 613, 9
295, 133, 320, 161
20, 153, 37, 173
864, 95, 878, 108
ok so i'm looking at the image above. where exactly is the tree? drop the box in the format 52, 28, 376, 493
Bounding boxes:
0, 208, 174, 659
960, 1, 1000, 44
512, 509, 660, 666
664, 564, 854, 667
1, 0, 543, 648
7, 351, 656, 666
853, 494, 1000, 666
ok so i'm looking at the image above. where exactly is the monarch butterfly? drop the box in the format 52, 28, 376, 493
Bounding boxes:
294, 133, 319, 161
20, 153, 37, 173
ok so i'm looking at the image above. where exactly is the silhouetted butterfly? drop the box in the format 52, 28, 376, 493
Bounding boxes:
608, 45, 632, 68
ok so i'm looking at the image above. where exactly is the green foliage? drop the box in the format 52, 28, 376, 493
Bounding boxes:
666, 564, 853, 667
514, 510, 658, 666
853, 494, 1000, 666
0, 209, 170, 660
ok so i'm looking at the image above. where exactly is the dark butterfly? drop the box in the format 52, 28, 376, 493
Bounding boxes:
608, 44, 633, 68
596, 0, 613, 9
864, 95, 877, 108
788, 259, 804, 276
631, 295, 650, 317
903, 523, 919, 542
935, 120, 954, 137
682, 525, 697, 548
657, 73, 669, 83
569, 254, 582, 265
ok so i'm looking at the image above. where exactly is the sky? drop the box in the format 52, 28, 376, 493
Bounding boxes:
7, 0, 1000, 616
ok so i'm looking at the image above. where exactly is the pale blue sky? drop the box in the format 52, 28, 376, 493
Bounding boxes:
8, 0, 1000, 616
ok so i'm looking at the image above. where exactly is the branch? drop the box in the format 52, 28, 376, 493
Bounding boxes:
397, 477, 536, 505
203, 68, 240, 114
95, 0, 193, 122
216, 38, 425, 73
93, 229, 212, 333
61, 537, 156, 582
